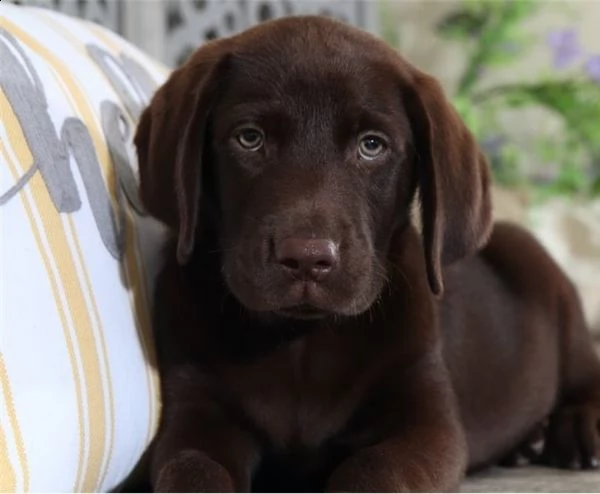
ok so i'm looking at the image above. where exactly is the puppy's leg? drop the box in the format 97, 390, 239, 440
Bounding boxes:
326, 363, 467, 492
151, 407, 260, 492
542, 282, 600, 470
326, 433, 465, 492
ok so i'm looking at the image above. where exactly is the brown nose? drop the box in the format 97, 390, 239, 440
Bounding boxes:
276, 238, 339, 281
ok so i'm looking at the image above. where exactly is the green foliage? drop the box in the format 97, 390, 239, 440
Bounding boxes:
436, 0, 600, 200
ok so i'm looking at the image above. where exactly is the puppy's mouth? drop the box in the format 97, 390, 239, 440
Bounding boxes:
275, 303, 330, 320
224, 251, 382, 319
274, 280, 334, 319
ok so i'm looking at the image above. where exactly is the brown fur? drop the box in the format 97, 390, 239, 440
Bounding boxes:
128, 16, 600, 492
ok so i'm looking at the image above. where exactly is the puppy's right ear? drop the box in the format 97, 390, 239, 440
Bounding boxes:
135, 43, 228, 264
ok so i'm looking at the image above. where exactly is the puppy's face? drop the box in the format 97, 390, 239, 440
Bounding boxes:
136, 16, 492, 321
210, 50, 416, 318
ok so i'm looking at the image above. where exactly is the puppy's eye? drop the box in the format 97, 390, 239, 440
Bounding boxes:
358, 134, 386, 160
236, 127, 264, 151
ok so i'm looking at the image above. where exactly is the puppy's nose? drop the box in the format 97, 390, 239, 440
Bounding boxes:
276, 238, 339, 281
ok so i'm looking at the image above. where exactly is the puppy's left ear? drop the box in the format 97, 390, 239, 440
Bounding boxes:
135, 43, 229, 264
404, 69, 493, 295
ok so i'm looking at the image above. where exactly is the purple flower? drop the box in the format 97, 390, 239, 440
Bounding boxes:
585, 55, 600, 83
547, 29, 582, 69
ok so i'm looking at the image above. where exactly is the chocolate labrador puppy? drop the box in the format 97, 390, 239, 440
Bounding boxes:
132, 15, 600, 492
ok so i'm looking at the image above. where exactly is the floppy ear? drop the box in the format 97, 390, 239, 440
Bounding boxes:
404, 70, 493, 295
134, 44, 227, 264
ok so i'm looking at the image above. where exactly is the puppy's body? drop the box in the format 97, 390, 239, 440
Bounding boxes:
444, 224, 562, 467
131, 15, 600, 492
143, 222, 599, 492
445, 223, 600, 470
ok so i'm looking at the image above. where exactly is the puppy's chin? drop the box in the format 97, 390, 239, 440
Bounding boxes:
275, 304, 331, 320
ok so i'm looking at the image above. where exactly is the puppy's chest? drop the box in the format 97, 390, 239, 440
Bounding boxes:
227, 338, 368, 453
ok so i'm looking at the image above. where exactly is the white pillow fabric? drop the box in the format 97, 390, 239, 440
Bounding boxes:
0, 5, 169, 491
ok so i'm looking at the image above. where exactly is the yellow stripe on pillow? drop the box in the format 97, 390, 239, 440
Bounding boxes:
0, 353, 29, 492
1, 4, 168, 491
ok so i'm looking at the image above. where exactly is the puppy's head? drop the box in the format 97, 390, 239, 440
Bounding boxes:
135, 16, 492, 319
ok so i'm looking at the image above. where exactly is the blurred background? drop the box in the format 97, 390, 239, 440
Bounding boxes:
6, 0, 600, 337
382, 1, 600, 341
387, 1, 600, 201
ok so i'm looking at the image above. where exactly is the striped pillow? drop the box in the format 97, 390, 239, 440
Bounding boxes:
0, 5, 168, 492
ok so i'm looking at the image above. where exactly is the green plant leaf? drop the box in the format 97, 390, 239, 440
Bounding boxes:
592, 176, 600, 197
437, 9, 491, 40
484, 49, 521, 66
471, 81, 600, 165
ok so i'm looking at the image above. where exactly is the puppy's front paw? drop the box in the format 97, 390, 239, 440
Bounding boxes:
326, 446, 462, 492
541, 404, 600, 470
154, 449, 235, 492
